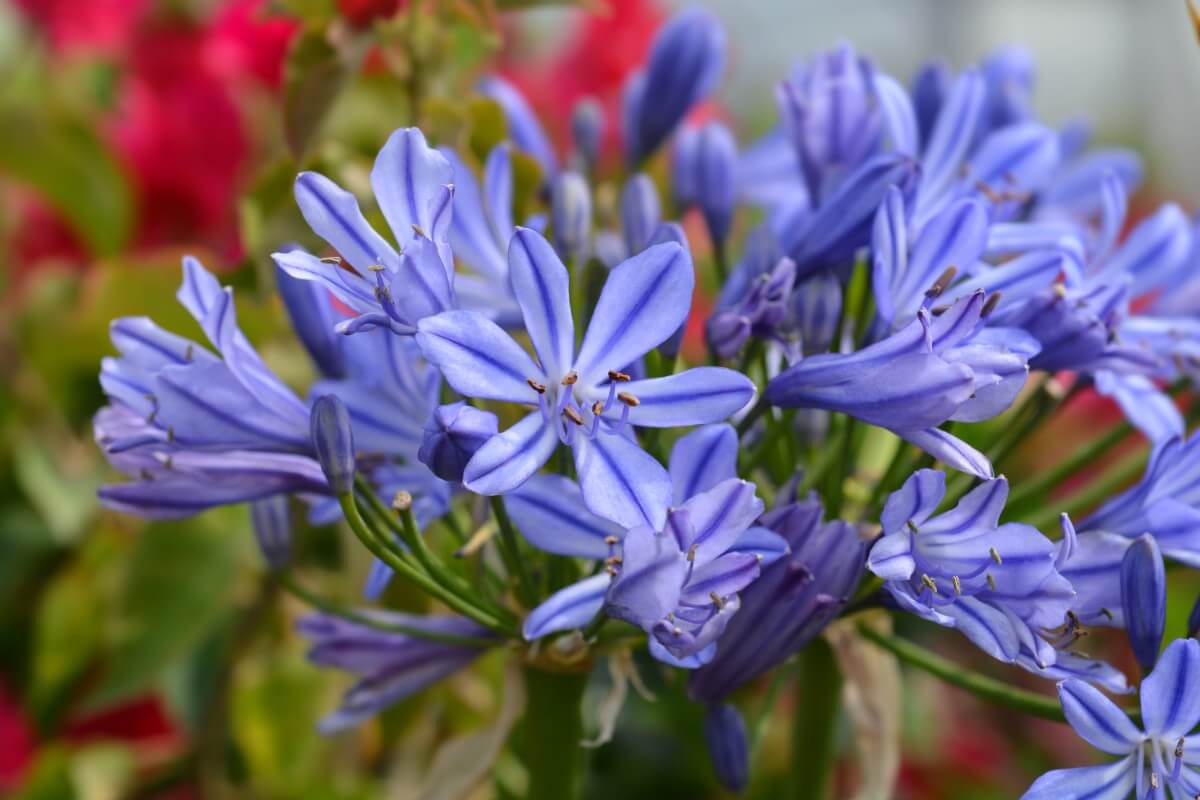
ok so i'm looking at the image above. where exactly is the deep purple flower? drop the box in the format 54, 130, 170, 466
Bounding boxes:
418, 401, 498, 483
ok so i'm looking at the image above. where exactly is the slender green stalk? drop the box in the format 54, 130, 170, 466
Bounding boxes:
854, 623, 1144, 724
277, 572, 494, 647
490, 496, 539, 608
1005, 421, 1133, 514
823, 416, 857, 518
1019, 447, 1149, 531
788, 640, 842, 800
338, 493, 516, 634
714, 242, 730, 283
522, 667, 589, 800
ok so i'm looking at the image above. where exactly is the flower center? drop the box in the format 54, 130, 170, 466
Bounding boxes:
526, 369, 640, 444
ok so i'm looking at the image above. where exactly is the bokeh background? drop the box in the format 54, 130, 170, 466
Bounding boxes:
0, 1, 1197, 797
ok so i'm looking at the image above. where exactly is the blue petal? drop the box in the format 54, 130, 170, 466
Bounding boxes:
1019, 757, 1137, 800
483, 144, 515, 243
916, 69, 985, 219
507, 228, 575, 379
924, 475, 1007, 534
1101, 203, 1192, 296
870, 185, 909, 325
572, 430, 672, 531
867, 531, 916, 580
677, 479, 764, 566
574, 242, 694, 381
873, 73, 918, 157
669, 424, 738, 505
462, 411, 557, 496
898, 428, 994, 479
1140, 638, 1200, 738
275, 261, 346, 379
897, 197, 989, 320
618, 368, 755, 429
1120, 534, 1166, 672
621, 173, 661, 254
506, 474, 621, 559
416, 310, 544, 403
441, 147, 507, 281
477, 76, 558, 176
523, 574, 610, 640
605, 525, 686, 629
363, 557, 395, 600
964, 123, 1060, 206
370, 127, 454, 249
728, 526, 790, 566
1094, 371, 1183, 445
681, 552, 761, 604
393, 235, 456, 324
648, 637, 716, 668
294, 171, 398, 273
272, 249, 377, 316
940, 596, 1020, 662
951, 248, 1065, 305
1143, 499, 1200, 568
1057, 679, 1142, 755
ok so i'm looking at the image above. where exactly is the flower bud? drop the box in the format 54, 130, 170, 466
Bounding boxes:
792, 271, 842, 356
706, 312, 751, 360
1120, 533, 1166, 673
704, 704, 749, 792
550, 171, 592, 265
250, 495, 291, 570
623, 8, 726, 165
673, 122, 738, 247
310, 395, 356, 495
571, 98, 604, 174
418, 402, 498, 483
620, 173, 661, 256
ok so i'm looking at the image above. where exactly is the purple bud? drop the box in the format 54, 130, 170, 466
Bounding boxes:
704, 704, 749, 792
571, 97, 604, 173
674, 122, 738, 247
706, 313, 751, 360
310, 395, 356, 494
1120, 533, 1166, 673
624, 8, 726, 165
418, 402, 498, 483
250, 495, 291, 570
550, 171, 592, 264
621, 173, 662, 255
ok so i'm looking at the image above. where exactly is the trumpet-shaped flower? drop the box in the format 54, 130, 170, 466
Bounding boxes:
417, 228, 755, 525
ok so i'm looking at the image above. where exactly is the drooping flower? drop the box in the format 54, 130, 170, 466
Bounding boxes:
766, 292, 1039, 477
272, 128, 457, 336
297, 612, 493, 733
513, 425, 787, 666
1021, 639, 1200, 799
417, 228, 755, 524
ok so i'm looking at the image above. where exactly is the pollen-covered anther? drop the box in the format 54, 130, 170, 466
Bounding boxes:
563, 406, 584, 425
592, 401, 604, 415
920, 574, 938, 594
618, 392, 640, 407
561, 371, 579, 386
1177, 737, 1186, 758
607, 370, 631, 382
672, 626, 683, 636
319, 255, 342, 264
606, 564, 619, 576
166, 426, 176, 443
603, 535, 619, 545
925, 266, 959, 299
982, 292, 1003, 317
605, 556, 623, 566
367, 263, 386, 273
952, 575, 962, 595
986, 573, 997, 591
710, 592, 725, 609
411, 223, 427, 238
687, 544, 699, 562
1052, 282, 1068, 299
989, 547, 1003, 565
527, 378, 547, 393
1150, 773, 1160, 790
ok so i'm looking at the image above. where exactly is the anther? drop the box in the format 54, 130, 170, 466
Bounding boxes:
606, 565, 618, 576
605, 556, 623, 566
1053, 282, 1068, 299
986, 573, 997, 591
981, 292, 1003, 317
319, 256, 342, 264
604, 535, 619, 545
1177, 737, 1186, 758
527, 378, 547, 393
906, 520, 918, 533
561, 371, 579, 386
563, 406, 584, 425
411, 223, 427, 238
989, 547, 1002, 565
139, 468, 154, 481
1099, 608, 1114, 620
920, 574, 938, 594
166, 426, 176, 443
710, 592, 725, 609
687, 544, 698, 562
184, 344, 194, 361
618, 392, 640, 407
925, 266, 959, 299
391, 490, 413, 512
367, 263, 386, 273
592, 401, 604, 416
952, 575, 962, 595
1150, 773, 1160, 789
607, 370, 631, 382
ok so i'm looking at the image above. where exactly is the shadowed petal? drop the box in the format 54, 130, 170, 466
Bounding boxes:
605, 526, 686, 629
463, 411, 558, 496
669, 424, 738, 505
523, 574, 610, 639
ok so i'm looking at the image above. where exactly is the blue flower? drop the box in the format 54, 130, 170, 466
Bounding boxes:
689, 490, 865, 703
416, 228, 755, 525
1022, 639, 1200, 799
766, 292, 1038, 477
298, 612, 493, 733
868, 470, 1088, 679
623, 8, 725, 165
96, 257, 325, 517
418, 401, 499, 483
272, 127, 456, 336
512, 425, 787, 667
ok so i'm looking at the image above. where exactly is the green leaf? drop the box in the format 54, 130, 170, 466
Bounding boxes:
0, 109, 132, 256
30, 561, 104, 731
88, 513, 245, 708
283, 30, 365, 162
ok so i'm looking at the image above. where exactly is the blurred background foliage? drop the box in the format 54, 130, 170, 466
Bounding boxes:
0, 0, 1197, 797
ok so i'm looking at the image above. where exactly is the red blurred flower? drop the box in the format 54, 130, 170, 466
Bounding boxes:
0, 682, 35, 793
337, 0, 405, 29
11, 0, 150, 58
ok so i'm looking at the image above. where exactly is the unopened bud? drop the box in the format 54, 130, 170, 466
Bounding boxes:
418, 402, 499, 483
1121, 533, 1166, 673
704, 704, 749, 792
310, 395, 356, 494
250, 495, 291, 570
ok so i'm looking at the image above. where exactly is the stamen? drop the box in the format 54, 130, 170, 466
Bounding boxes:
986, 573, 997, 591
604, 535, 618, 545
166, 426, 176, 443
411, 223, 427, 238
1100, 608, 1114, 620
687, 544, 698, 562
906, 520, 918, 533
618, 392, 640, 407
1150, 773, 1160, 790
184, 344, 193, 362
710, 592, 725, 609
563, 405, 584, 426
925, 266, 959, 299
607, 370, 631, 382
527, 378, 547, 393
561, 371, 579, 386
920, 574, 938, 594
1177, 737, 1186, 759
989, 547, 1003, 565
606, 565, 619, 576
592, 401, 604, 416
139, 468, 154, 481
981, 292, 1003, 317
319, 256, 342, 264
952, 575, 962, 595
367, 263, 386, 273
1053, 282, 1068, 299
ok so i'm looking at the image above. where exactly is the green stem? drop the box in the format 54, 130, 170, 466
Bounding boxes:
788, 640, 842, 800
490, 496, 539, 608
1005, 421, 1132, 514
338, 493, 516, 634
1019, 447, 1149, 531
277, 572, 494, 647
854, 624, 1127, 724
522, 667, 589, 800
714, 242, 730, 283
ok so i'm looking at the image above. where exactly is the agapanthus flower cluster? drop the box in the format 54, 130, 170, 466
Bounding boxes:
92, 7, 1200, 797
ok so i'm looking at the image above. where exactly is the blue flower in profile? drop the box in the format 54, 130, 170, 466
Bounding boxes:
868, 470, 1088, 680
416, 228, 755, 526
96, 257, 326, 517
298, 612, 493, 733
623, 8, 726, 165
766, 292, 1039, 477
272, 127, 457, 336
1021, 639, 1200, 799
512, 425, 787, 667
